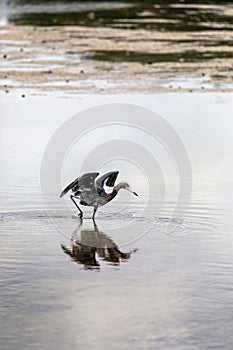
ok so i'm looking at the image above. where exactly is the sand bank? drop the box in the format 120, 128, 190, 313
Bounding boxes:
1, 25, 233, 94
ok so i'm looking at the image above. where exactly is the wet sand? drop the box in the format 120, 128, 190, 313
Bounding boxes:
1, 25, 233, 94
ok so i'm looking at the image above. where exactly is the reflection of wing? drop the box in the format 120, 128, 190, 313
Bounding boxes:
81, 229, 117, 249
80, 229, 133, 263
61, 243, 100, 269
95, 171, 119, 196
60, 172, 99, 198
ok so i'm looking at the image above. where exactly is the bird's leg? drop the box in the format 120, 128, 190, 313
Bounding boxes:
92, 206, 98, 220
71, 218, 83, 242
72, 221, 83, 237
70, 195, 83, 218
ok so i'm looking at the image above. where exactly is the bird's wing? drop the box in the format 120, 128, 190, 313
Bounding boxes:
59, 178, 79, 198
60, 172, 99, 198
78, 172, 100, 193
95, 171, 119, 196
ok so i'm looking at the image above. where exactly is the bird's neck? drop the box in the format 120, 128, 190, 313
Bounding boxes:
113, 183, 123, 193
107, 188, 118, 201
97, 187, 118, 206
104, 184, 122, 203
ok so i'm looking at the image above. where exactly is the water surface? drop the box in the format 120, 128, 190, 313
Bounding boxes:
1, 93, 233, 349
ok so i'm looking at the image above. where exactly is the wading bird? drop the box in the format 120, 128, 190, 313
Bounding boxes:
60, 171, 138, 219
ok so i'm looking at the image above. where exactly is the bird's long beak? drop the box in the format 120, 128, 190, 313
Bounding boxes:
128, 188, 138, 196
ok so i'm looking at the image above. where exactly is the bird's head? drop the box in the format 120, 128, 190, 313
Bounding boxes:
115, 182, 138, 196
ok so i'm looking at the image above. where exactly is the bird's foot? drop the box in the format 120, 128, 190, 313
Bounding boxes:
78, 213, 83, 219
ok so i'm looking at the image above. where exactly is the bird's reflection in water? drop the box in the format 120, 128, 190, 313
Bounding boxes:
61, 220, 137, 270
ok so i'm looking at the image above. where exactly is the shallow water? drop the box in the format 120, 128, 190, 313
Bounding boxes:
1, 93, 233, 349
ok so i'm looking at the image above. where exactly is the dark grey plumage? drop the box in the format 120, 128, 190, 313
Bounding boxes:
59, 172, 99, 199
60, 170, 137, 219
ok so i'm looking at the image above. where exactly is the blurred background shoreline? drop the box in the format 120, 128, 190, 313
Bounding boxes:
1, 0, 233, 94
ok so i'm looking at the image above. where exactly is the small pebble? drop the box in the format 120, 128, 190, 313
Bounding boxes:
66, 79, 69, 83
3, 54, 7, 59
87, 12, 95, 20
21, 94, 26, 98
147, 61, 153, 65
5, 90, 9, 93
80, 70, 84, 74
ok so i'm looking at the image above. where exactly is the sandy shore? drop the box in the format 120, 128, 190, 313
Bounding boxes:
1, 25, 233, 94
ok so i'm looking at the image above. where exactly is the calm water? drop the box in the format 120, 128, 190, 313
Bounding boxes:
1, 93, 233, 349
